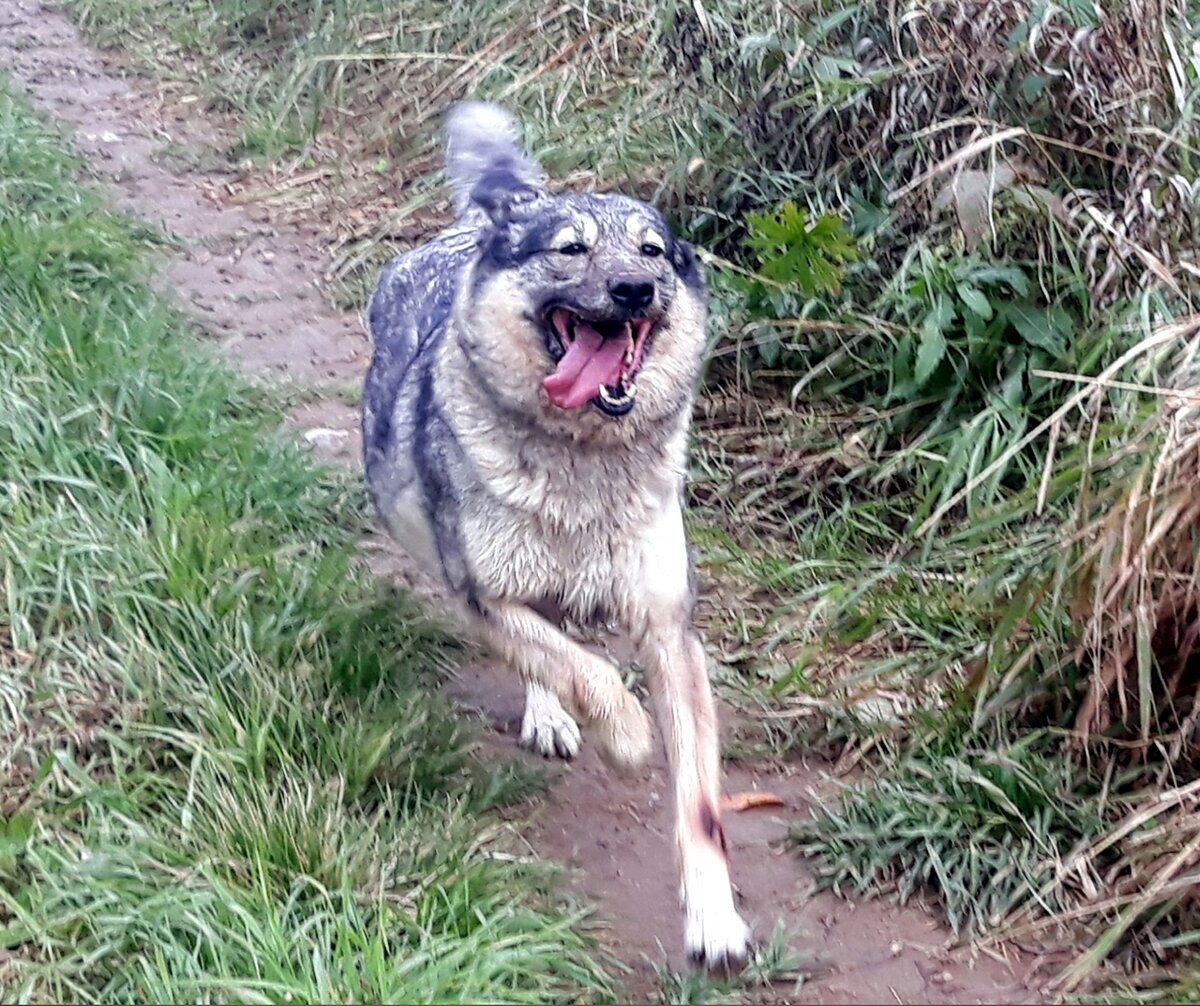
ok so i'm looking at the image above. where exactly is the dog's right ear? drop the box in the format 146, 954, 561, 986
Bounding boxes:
469, 164, 543, 226
444, 101, 546, 221
669, 236, 705, 290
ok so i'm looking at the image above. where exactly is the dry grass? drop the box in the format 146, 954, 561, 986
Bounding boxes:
989, 320, 1200, 993
1072, 324, 1200, 749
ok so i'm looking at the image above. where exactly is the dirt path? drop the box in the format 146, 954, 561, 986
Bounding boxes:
0, 4, 1044, 1001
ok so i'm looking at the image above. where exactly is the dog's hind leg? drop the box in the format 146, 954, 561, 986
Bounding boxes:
520, 681, 582, 759
465, 598, 653, 768
633, 503, 752, 972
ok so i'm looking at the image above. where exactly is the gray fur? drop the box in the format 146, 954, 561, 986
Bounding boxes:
444, 101, 544, 218
362, 101, 754, 970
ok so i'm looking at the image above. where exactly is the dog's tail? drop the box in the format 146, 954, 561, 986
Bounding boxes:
444, 101, 544, 218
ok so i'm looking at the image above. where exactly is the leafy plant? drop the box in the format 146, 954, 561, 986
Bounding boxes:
744, 201, 858, 297
877, 246, 1080, 407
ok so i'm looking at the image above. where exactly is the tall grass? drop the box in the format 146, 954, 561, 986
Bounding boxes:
0, 80, 612, 1003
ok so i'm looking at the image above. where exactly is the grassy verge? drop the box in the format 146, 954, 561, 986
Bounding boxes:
0, 80, 613, 1003
689, 323, 1200, 996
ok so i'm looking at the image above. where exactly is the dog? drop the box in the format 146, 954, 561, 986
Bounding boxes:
361, 101, 752, 970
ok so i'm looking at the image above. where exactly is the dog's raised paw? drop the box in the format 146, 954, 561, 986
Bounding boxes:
520, 683, 581, 760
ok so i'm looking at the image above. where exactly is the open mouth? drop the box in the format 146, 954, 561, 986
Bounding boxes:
542, 307, 653, 418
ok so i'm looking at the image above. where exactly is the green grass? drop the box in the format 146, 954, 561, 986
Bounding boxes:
0, 80, 613, 1003
791, 736, 1111, 937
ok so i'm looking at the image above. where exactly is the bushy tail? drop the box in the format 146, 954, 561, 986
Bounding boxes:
444, 101, 544, 218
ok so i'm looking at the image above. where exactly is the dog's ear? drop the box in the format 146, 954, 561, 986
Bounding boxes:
445, 102, 545, 219
669, 237, 705, 289
470, 164, 544, 226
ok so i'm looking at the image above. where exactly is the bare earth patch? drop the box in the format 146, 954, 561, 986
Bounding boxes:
0, 2, 1045, 999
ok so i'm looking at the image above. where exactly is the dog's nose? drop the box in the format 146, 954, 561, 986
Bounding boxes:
608, 276, 655, 312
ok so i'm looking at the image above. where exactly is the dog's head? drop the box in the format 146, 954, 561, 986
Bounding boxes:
446, 113, 707, 440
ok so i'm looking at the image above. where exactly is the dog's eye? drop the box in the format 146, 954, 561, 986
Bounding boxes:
641, 242, 665, 258
557, 242, 588, 256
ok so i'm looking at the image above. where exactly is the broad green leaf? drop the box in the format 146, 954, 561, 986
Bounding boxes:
888, 333, 916, 403
930, 292, 955, 328
966, 264, 1029, 296
759, 331, 781, 367
964, 309, 990, 363
1000, 354, 1026, 408
1020, 74, 1048, 103
1026, 349, 1055, 401
1007, 303, 1071, 358
1007, 19, 1031, 47
745, 201, 857, 298
805, 7, 859, 44
956, 283, 994, 320
915, 298, 951, 387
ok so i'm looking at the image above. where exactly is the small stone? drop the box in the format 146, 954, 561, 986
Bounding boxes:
302, 427, 348, 449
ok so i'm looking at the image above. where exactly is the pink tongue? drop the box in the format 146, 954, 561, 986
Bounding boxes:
543, 323, 628, 410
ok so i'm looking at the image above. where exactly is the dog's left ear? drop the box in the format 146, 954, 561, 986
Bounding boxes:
669, 237, 704, 289
470, 164, 544, 226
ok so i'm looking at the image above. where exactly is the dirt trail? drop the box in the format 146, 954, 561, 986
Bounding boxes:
0, 4, 1043, 1000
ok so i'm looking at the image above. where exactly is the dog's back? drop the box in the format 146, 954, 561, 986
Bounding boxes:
361, 223, 469, 531
361, 104, 539, 533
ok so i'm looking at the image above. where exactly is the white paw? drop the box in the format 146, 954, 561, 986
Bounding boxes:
520, 683, 582, 760
686, 864, 748, 974
686, 897, 748, 974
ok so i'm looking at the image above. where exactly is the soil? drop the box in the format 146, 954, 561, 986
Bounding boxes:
0, 4, 1046, 1001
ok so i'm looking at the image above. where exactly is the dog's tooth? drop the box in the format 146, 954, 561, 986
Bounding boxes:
598, 383, 634, 408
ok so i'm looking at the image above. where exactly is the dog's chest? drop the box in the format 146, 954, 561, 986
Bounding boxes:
462, 443, 677, 618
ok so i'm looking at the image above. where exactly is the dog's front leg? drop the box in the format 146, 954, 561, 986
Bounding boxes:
463, 597, 653, 769
634, 502, 752, 971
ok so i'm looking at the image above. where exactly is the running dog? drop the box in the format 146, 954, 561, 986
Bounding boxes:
362, 101, 752, 969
